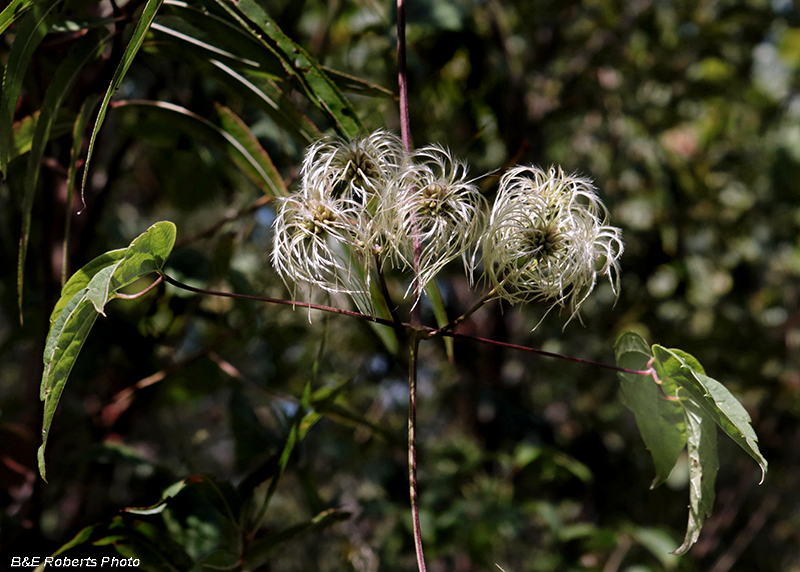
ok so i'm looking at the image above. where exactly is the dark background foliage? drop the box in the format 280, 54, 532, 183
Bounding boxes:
2, 0, 799, 570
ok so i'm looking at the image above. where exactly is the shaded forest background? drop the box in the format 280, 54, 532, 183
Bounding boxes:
2, 0, 800, 570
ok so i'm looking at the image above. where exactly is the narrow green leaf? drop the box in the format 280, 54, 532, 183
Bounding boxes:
19, 30, 108, 315
38, 291, 99, 481
216, 0, 363, 137
673, 400, 718, 555
63, 94, 102, 285
158, 0, 285, 75
211, 60, 320, 143
117, 100, 285, 194
215, 103, 287, 197
652, 345, 768, 481
0, 0, 34, 35
39, 222, 177, 480
124, 477, 194, 515
0, 0, 63, 177
615, 332, 687, 487
425, 281, 454, 362
323, 66, 395, 98
150, 17, 260, 67
81, 0, 164, 196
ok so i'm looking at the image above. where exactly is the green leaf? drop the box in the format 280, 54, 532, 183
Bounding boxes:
652, 345, 767, 481
110, 220, 176, 290
116, 100, 285, 195
215, 103, 287, 197
614, 332, 686, 488
62, 94, 101, 285
19, 30, 108, 314
628, 527, 679, 569
425, 281, 454, 362
216, 0, 363, 138
39, 222, 176, 481
81, 0, 164, 197
0, 0, 34, 35
674, 399, 718, 555
38, 292, 99, 482
0, 0, 63, 177
322, 66, 395, 98
9, 110, 75, 160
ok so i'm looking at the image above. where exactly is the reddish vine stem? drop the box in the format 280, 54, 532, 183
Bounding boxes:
159, 272, 652, 377
407, 333, 427, 572
397, 0, 411, 155
397, 3, 428, 569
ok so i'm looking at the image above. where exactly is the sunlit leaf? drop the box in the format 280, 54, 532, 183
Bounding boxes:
615, 332, 686, 488
215, 103, 287, 197
39, 222, 176, 481
115, 100, 285, 195
216, 0, 363, 138
652, 345, 767, 481
9, 110, 75, 160
0, 0, 34, 35
425, 281, 454, 362
673, 400, 718, 555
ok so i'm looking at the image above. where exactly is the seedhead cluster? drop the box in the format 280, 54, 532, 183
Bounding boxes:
272, 131, 624, 322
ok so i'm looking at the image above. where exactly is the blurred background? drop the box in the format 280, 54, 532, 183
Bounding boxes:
2, 0, 800, 570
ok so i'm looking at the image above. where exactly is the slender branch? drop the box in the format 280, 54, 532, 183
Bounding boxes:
431, 285, 499, 335
159, 272, 399, 329
442, 330, 652, 376
113, 275, 163, 300
407, 333, 427, 572
160, 272, 651, 376
174, 195, 273, 249
397, 0, 411, 154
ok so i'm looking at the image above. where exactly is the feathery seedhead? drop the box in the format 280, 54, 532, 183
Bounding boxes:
272, 190, 372, 309
301, 129, 407, 208
482, 165, 623, 321
380, 145, 487, 292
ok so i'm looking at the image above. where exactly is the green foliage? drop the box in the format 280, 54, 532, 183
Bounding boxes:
2, 0, 795, 570
615, 332, 767, 555
40, 222, 176, 481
